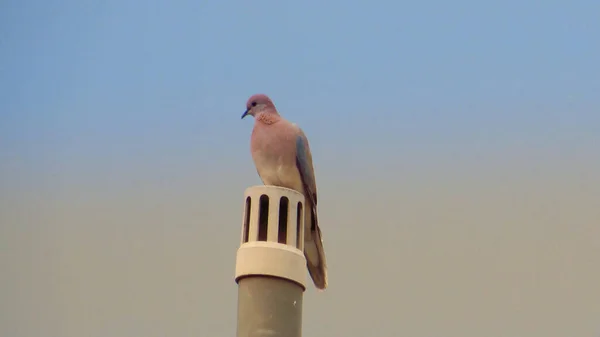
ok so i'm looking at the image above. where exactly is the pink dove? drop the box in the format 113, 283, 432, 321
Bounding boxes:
241, 93, 328, 290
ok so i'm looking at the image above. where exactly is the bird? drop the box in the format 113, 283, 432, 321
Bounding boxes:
241, 93, 328, 290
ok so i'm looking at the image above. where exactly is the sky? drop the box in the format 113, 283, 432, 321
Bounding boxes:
1, 0, 599, 336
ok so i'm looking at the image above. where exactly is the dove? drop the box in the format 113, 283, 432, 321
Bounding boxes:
241, 93, 328, 290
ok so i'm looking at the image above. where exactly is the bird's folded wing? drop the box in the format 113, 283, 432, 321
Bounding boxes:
295, 129, 318, 207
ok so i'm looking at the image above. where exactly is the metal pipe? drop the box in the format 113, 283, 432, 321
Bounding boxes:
235, 185, 307, 337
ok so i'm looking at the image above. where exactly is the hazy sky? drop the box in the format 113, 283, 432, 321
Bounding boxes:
1, 0, 599, 336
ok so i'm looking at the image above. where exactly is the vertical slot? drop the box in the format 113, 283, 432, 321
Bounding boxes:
258, 194, 269, 241
278, 197, 289, 244
243, 196, 251, 243
296, 201, 303, 249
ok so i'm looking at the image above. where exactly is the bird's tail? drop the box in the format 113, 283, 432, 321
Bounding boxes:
304, 208, 328, 290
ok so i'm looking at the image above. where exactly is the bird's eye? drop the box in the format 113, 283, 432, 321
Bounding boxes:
251, 102, 257, 107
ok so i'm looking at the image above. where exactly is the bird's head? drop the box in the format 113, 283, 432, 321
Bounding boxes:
241, 94, 277, 119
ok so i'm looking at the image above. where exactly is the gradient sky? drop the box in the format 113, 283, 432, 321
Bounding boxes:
1, 0, 599, 336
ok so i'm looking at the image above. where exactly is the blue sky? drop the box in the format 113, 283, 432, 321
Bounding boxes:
1, 0, 598, 186
1, 1, 600, 336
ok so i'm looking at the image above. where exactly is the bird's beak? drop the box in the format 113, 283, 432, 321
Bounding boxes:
241, 108, 249, 119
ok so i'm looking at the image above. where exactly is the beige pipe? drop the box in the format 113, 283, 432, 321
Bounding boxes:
235, 185, 307, 337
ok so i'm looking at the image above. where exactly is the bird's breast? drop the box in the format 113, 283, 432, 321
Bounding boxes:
250, 123, 303, 190
252, 151, 302, 192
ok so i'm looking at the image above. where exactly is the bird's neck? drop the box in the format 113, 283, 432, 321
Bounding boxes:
256, 111, 280, 125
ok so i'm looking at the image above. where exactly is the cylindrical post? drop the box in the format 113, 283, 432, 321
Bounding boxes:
235, 185, 307, 337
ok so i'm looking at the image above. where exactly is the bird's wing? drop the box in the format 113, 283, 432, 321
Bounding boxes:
294, 127, 318, 207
